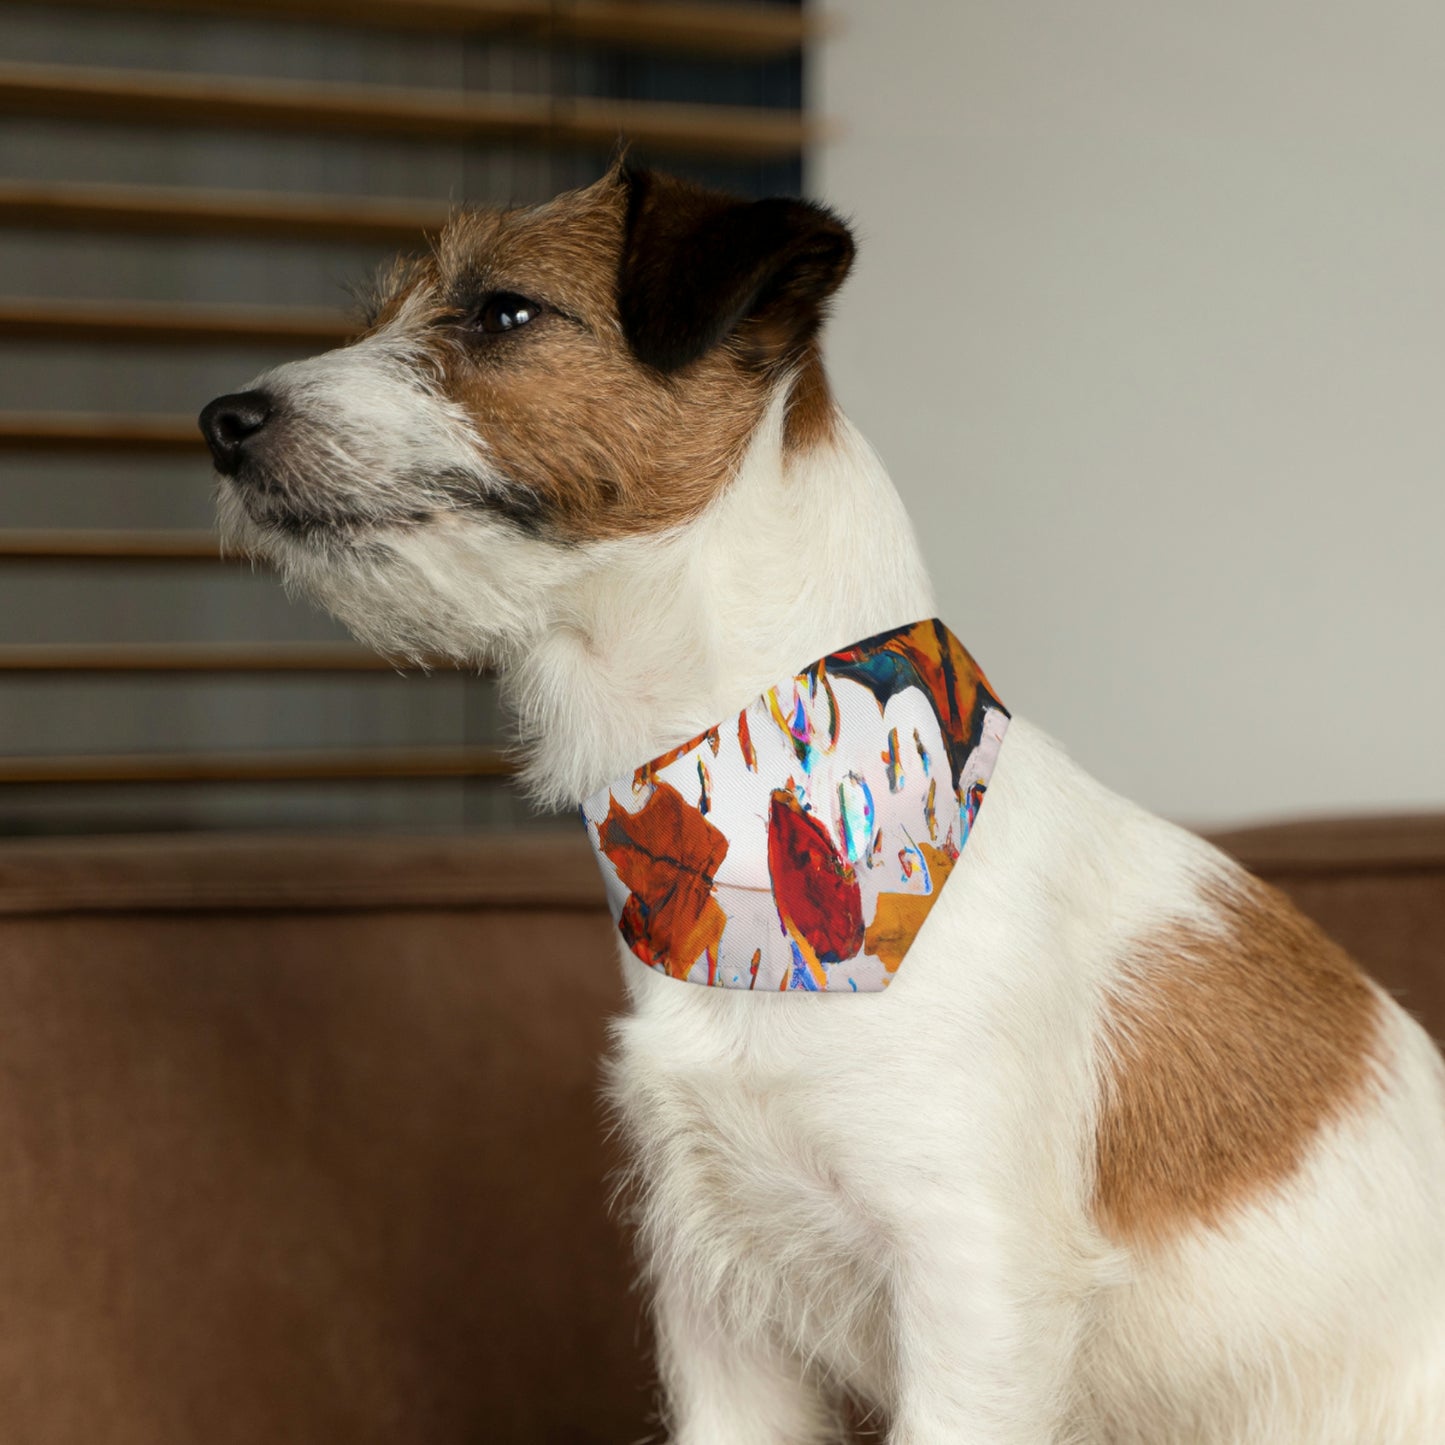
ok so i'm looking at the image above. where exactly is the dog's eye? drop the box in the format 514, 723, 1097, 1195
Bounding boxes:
473, 292, 542, 335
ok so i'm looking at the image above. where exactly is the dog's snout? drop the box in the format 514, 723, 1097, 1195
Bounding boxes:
199, 390, 273, 475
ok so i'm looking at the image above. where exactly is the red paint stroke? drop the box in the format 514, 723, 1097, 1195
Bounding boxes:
766, 788, 864, 969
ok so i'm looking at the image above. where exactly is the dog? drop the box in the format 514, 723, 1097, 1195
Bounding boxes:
200, 164, 1445, 1443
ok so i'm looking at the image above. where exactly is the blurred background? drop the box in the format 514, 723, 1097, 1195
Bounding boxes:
0, 3, 1440, 1443
817, 1, 1445, 828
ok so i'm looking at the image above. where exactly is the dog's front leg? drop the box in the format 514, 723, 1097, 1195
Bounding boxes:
654, 1275, 842, 1445
884, 1219, 1086, 1445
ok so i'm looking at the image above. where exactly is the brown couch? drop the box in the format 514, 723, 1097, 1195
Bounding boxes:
0, 819, 1439, 1443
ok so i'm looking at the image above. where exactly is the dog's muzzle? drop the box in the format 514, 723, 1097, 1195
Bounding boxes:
199, 390, 274, 476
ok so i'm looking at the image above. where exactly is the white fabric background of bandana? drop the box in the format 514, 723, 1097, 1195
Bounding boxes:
582, 649, 1009, 993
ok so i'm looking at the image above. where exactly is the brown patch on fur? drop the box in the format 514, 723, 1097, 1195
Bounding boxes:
364, 170, 847, 541
783, 342, 840, 453
1094, 873, 1382, 1247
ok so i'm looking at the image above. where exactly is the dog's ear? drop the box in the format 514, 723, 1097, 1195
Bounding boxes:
618, 167, 855, 375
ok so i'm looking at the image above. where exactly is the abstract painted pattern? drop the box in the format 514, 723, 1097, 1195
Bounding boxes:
582, 619, 1009, 992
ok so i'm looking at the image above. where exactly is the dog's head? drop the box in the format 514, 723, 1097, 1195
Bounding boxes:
200, 166, 854, 663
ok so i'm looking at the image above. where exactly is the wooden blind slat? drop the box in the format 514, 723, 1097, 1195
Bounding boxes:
0, 530, 227, 561
0, 412, 201, 452
0, 62, 818, 161
21, 0, 815, 58
0, 643, 412, 672
0, 746, 512, 784
0, 298, 353, 348
0, 14, 809, 818
0, 180, 449, 245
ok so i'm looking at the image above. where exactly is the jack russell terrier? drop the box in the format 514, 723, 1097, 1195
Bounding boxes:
200, 164, 1445, 1444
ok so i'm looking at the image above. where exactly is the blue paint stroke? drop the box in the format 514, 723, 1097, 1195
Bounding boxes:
788, 940, 820, 991
836, 771, 875, 864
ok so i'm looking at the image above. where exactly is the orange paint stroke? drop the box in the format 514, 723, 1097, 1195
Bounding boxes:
864, 841, 957, 974
598, 780, 730, 981
738, 709, 758, 771
633, 725, 721, 790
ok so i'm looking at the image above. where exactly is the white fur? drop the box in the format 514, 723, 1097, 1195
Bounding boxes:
222, 353, 1445, 1442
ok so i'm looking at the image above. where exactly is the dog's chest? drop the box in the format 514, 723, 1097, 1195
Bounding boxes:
611, 990, 900, 1384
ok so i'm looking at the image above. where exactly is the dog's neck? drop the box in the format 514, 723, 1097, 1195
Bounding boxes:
505, 389, 937, 809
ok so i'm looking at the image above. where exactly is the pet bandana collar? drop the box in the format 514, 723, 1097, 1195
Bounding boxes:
581, 619, 1009, 992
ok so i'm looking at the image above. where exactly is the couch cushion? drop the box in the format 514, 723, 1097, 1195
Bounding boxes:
0, 832, 649, 1445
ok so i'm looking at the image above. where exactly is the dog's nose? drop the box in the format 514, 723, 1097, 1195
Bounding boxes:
199, 390, 273, 475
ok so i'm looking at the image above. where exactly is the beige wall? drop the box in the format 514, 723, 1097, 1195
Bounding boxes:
813, 1, 1444, 827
